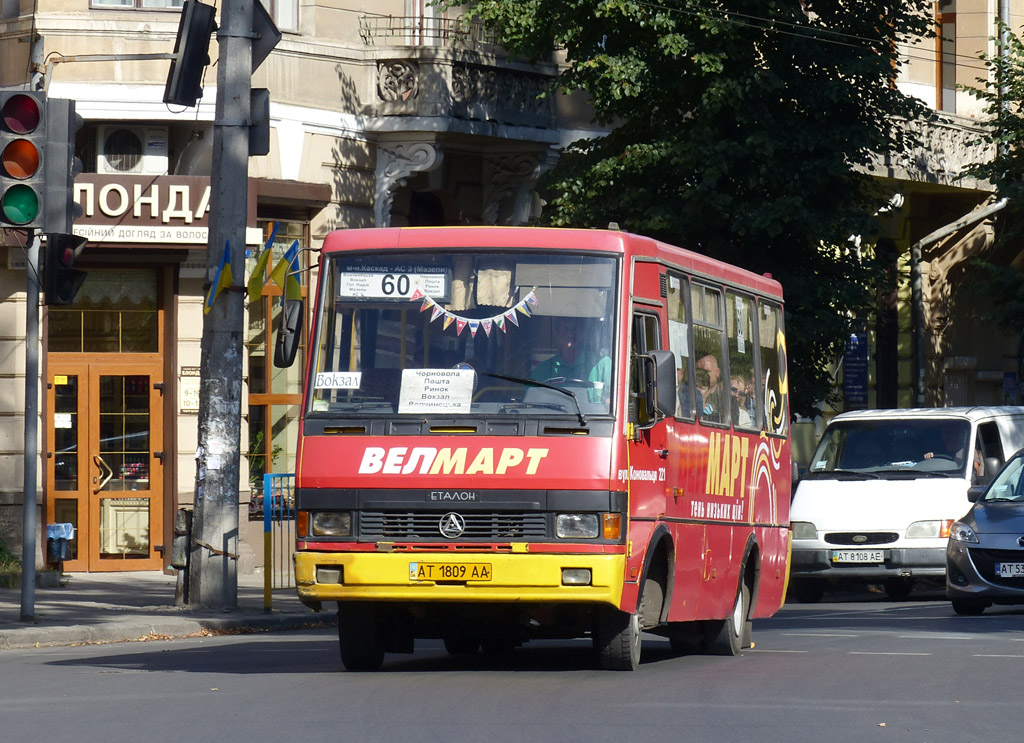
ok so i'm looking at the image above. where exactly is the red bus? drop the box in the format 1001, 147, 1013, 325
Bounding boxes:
293, 226, 791, 670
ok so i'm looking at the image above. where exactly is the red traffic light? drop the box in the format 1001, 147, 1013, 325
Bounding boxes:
1, 94, 41, 134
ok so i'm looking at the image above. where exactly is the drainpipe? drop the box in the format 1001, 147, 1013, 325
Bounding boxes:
910, 198, 1008, 407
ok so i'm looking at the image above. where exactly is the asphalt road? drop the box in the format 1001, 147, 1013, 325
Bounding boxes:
2, 587, 1020, 743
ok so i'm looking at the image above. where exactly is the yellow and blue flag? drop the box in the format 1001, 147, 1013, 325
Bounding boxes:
204, 240, 233, 315
247, 222, 279, 303
269, 239, 300, 296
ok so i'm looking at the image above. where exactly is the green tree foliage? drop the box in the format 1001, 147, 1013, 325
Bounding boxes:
447, 0, 934, 415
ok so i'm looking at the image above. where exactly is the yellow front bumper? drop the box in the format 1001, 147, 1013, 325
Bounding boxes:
295, 551, 626, 605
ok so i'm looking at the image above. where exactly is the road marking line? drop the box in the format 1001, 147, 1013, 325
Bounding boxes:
896, 635, 974, 641
848, 651, 930, 656
782, 632, 858, 637
750, 649, 809, 653
973, 654, 1024, 658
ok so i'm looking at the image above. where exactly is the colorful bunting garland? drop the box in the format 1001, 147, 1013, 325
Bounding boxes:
409, 288, 539, 337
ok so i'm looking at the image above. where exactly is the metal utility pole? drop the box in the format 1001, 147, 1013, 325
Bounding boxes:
189, 0, 253, 608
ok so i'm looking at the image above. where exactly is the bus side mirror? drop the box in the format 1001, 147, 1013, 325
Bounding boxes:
649, 350, 676, 418
274, 299, 303, 368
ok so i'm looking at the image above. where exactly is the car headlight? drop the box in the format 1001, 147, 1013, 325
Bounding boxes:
948, 520, 979, 543
556, 513, 600, 538
311, 511, 352, 537
907, 519, 954, 539
790, 521, 817, 540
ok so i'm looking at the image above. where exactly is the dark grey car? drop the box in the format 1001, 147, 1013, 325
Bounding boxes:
947, 450, 1024, 615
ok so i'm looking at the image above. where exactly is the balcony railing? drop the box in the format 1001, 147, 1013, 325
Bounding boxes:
359, 15, 498, 50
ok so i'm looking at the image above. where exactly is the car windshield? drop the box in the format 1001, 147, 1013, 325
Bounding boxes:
308, 250, 618, 418
805, 418, 972, 477
982, 453, 1024, 502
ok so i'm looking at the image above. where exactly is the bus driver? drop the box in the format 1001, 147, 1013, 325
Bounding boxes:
531, 316, 611, 402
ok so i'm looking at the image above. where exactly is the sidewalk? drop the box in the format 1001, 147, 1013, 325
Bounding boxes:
0, 571, 335, 650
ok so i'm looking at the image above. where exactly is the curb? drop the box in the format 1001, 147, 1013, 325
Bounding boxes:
0, 611, 337, 650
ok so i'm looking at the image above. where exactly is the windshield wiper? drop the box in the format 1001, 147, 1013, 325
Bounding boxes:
475, 371, 587, 425
827, 469, 881, 479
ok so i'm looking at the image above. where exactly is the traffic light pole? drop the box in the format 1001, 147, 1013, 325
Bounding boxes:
188, 0, 253, 608
20, 233, 40, 621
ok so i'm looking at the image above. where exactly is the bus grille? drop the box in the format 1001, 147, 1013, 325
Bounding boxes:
359, 511, 547, 539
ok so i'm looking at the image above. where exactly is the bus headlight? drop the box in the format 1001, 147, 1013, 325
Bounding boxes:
556, 513, 600, 539
312, 511, 352, 537
907, 519, 953, 539
791, 521, 817, 540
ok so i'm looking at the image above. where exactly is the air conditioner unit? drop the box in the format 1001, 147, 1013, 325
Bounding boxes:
96, 125, 169, 176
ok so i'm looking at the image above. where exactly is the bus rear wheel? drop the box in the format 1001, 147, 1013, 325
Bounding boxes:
337, 604, 385, 671
706, 581, 749, 656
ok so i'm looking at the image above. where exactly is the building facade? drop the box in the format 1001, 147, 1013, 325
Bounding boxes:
2, 0, 1023, 568
0, 0, 602, 571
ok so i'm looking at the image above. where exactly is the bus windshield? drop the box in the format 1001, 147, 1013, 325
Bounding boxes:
308, 250, 618, 418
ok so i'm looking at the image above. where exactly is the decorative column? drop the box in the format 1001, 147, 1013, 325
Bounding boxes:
482, 150, 557, 226
373, 140, 443, 227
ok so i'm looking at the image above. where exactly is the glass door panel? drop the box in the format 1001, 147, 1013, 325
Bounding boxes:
91, 369, 161, 567
46, 363, 164, 571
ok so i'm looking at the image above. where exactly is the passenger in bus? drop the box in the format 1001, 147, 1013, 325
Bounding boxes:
730, 374, 753, 427
531, 316, 611, 402
695, 368, 712, 418
677, 363, 691, 417
696, 354, 725, 422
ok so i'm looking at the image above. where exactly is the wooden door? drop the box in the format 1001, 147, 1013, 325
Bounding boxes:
47, 363, 164, 571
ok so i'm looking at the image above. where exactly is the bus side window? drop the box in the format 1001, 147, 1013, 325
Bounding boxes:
629, 313, 661, 427
692, 283, 727, 425
726, 290, 757, 430
759, 301, 788, 436
666, 272, 693, 419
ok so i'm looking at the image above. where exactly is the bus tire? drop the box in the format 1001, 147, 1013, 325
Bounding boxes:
706, 580, 749, 656
337, 604, 385, 671
594, 605, 641, 671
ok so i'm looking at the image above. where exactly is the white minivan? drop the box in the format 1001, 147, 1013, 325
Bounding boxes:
789, 407, 1024, 602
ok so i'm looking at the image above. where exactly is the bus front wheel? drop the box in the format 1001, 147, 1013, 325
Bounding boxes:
594, 605, 641, 671
337, 603, 385, 671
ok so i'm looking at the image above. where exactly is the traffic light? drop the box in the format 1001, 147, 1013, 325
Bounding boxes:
163, 0, 218, 108
0, 90, 46, 229
43, 98, 84, 234
43, 233, 87, 306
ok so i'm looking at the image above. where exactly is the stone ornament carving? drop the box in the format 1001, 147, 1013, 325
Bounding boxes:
451, 65, 551, 125
374, 141, 443, 227
378, 60, 418, 102
482, 154, 543, 225
869, 115, 995, 189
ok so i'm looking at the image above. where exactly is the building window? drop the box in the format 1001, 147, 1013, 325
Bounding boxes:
245, 220, 307, 496
259, 0, 296, 33
91, 0, 182, 9
937, 3, 956, 113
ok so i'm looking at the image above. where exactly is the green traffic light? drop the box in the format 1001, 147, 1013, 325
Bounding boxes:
1, 184, 39, 224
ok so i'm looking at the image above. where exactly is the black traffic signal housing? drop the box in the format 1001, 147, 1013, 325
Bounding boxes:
163, 0, 218, 108
44, 233, 88, 306
43, 98, 84, 234
0, 90, 46, 229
